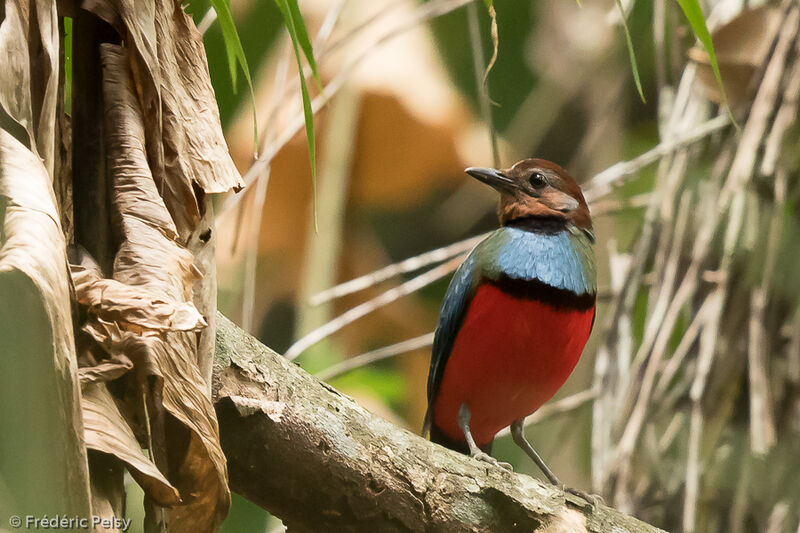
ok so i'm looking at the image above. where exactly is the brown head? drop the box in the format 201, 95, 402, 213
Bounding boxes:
465, 158, 591, 229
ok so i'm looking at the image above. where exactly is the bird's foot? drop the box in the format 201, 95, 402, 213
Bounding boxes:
471, 451, 513, 471
561, 485, 603, 511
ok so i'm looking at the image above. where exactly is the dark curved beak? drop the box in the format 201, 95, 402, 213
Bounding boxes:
465, 167, 516, 194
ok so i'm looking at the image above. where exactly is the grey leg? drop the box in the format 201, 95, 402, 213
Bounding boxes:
510, 419, 561, 484
458, 404, 512, 470
511, 419, 602, 509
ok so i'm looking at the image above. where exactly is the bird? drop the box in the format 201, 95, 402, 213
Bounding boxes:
423, 158, 596, 497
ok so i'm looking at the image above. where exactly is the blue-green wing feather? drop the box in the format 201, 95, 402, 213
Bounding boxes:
423, 252, 479, 434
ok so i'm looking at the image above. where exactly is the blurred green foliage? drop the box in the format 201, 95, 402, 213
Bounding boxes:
274, 0, 322, 221
188, 1, 282, 127
426, 0, 536, 133
218, 493, 270, 533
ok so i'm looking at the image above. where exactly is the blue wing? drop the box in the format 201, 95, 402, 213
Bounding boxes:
423, 252, 479, 435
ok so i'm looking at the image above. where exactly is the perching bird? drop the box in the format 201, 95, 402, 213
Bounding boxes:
423, 159, 596, 496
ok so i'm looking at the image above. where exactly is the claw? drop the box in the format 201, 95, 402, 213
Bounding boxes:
562, 486, 603, 511
472, 451, 513, 471
458, 405, 514, 472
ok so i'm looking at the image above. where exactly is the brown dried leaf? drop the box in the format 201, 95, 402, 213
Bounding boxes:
0, 129, 91, 517
86, 0, 229, 390
133, 329, 229, 530
0, 0, 59, 176
32, 0, 59, 177
78, 353, 134, 384
82, 317, 156, 360
87, 451, 126, 533
0, 1, 37, 153
186, 195, 217, 386
72, 264, 206, 332
84, 0, 243, 238
98, 43, 230, 531
83, 0, 232, 395
80, 316, 230, 529
82, 382, 181, 506
150, 0, 243, 195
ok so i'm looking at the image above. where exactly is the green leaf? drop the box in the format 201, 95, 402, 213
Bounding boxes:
275, 0, 318, 228
675, 0, 729, 108
615, 0, 645, 103
287, 0, 322, 90
210, 0, 245, 91
209, 0, 259, 154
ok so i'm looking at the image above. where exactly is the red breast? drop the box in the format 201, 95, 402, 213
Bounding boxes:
431, 282, 595, 446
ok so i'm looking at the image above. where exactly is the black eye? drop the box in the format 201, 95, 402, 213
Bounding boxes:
529, 172, 546, 188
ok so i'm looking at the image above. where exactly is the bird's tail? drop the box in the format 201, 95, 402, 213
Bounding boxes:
421, 408, 432, 438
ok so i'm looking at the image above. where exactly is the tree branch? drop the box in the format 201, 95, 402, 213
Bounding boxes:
212, 313, 664, 533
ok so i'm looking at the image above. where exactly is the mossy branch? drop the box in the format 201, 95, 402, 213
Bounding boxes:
212, 313, 664, 533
